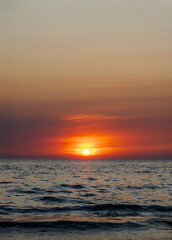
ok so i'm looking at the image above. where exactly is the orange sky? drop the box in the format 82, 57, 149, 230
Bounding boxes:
0, 1, 172, 159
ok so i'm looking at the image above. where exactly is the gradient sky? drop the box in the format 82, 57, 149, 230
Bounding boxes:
0, 0, 172, 159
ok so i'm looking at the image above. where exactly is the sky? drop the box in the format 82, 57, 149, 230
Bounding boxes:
0, 0, 172, 159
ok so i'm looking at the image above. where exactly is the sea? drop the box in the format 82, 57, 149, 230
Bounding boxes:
0, 159, 171, 240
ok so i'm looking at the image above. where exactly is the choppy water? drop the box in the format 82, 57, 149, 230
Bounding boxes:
0, 159, 172, 240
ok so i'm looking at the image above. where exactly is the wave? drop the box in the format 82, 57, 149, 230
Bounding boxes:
1, 204, 172, 216
60, 184, 84, 189
39, 196, 66, 203
83, 204, 172, 212
1, 219, 171, 231
0, 181, 13, 184
0, 220, 143, 230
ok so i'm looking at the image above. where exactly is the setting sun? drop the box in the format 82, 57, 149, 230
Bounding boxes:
82, 149, 90, 156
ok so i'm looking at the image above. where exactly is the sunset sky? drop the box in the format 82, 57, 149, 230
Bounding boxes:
0, 0, 172, 159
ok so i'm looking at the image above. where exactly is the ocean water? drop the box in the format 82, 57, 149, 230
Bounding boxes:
0, 159, 172, 240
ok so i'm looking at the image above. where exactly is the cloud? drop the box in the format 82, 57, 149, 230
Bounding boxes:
61, 114, 140, 121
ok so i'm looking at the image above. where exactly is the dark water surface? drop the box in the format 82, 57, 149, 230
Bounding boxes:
0, 159, 172, 240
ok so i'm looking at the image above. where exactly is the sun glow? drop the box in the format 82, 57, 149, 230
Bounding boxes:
58, 134, 114, 158
82, 149, 90, 156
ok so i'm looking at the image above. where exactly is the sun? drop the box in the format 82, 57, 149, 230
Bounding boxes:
82, 149, 90, 156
